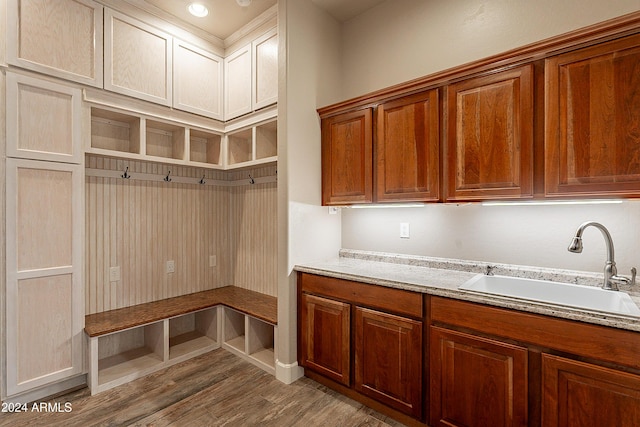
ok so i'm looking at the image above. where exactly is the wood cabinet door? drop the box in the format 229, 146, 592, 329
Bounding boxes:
354, 307, 422, 419
225, 44, 253, 120
6, 159, 84, 396
446, 65, 534, 201
7, 0, 103, 87
105, 9, 172, 106
430, 326, 528, 427
252, 28, 278, 110
6, 72, 83, 164
321, 109, 373, 205
299, 293, 351, 385
173, 39, 223, 120
545, 33, 640, 197
542, 354, 640, 427
376, 90, 440, 202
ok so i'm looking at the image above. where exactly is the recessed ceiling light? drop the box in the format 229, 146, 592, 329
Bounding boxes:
188, 3, 209, 17
237, 0, 252, 6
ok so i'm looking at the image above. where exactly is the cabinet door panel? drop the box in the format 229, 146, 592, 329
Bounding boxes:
173, 39, 223, 120
225, 44, 252, 120
253, 29, 278, 110
6, 159, 84, 396
321, 109, 373, 205
7, 0, 103, 86
543, 354, 640, 427
545, 33, 640, 197
376, 90, 440, 202
6, 73, 83, 164
355, 307, 422, 418
430, 326, 528, 427
446, 65, 533, 201
300, 293, 350, 385
105, 9, 172, 106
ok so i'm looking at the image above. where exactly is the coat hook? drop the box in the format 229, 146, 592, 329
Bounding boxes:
249, 173, 255, 184
199, 175, 206, 185
121, 166, 131, 179
164, 171, 172, 182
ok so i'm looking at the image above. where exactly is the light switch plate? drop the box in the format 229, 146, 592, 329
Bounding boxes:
209, 255, 217, 267
400, 222, 410, 239
109, 266, 121, 282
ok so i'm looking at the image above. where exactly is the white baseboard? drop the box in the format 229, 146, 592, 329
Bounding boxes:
275, 359, 304, 384
2, 374, 87, 405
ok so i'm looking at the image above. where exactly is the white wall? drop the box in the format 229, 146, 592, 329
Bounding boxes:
340, 0, 640, 98
338, 0, 640, 275
277, 0, 342, 382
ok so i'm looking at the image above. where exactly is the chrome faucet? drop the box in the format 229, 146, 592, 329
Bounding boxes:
567, 221, 636, 291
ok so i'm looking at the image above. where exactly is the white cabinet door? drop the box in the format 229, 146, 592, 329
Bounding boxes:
173, 39, 223, 120
224, 44, 252, 120
104, 9, 172, 106
6, 159, 84, 396
6, 0, 104, 87
6, 72, 83, 164
252, 29, 278, 110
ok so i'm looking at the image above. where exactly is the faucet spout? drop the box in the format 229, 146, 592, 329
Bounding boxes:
568, 221, 619, 290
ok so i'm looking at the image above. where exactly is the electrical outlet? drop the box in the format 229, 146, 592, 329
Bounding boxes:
209, 255, 217, 267
328, 206, 339, 215
400, 222, 410, 239
166, 260, 175, 273
109, 266, 121, 282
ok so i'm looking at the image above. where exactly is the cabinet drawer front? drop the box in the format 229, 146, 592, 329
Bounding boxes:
430, 326, 528, 427
298, 273, 422, 319
299, 293, 350, 385
355, 307, 423, 419
542, 354, 640, 427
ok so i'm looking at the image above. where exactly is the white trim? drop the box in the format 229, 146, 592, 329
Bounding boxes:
275, 359, 304, 385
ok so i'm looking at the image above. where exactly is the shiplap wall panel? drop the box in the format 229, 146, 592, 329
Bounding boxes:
85, 157, 277, 314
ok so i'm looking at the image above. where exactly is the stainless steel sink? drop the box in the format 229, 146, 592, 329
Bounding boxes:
459, 274, 640, 316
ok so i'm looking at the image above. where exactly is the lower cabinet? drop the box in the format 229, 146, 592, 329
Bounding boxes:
355, 307, 422, 419
429, 326, 528, 427
542, 354, 640, 427
298, 272, 424, 422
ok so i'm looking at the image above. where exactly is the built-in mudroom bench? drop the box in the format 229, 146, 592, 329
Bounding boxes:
84, 286, 277, 395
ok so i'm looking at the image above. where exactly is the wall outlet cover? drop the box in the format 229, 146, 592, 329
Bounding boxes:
209, 255, 217, 267
400, 222, 410, 239
166, 260, 175, 273
109, 266, 121, 282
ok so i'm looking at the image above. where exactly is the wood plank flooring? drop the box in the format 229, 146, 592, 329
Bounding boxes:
0, 349, 405, 427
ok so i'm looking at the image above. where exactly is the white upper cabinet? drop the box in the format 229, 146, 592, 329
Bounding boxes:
104, 9, 173, 106
252, 28, 278, 110
6, 72, 83, 164
225, 44, 252, 120
173, 39, 224, 120
7, 0, 104, 87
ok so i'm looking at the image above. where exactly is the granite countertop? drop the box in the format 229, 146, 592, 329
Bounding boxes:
294, 249, 640, 333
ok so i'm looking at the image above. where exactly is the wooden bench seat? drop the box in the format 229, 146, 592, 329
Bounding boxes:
85, 286, 277, 337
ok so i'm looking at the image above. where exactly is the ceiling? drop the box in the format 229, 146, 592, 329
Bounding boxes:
144, 0, 386, 41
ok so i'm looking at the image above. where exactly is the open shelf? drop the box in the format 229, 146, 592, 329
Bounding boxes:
189, 129, 222, 166
248, 316, 275, 370
146, 119, 186, 160
169, 308, 218, 360
91, 108, 141, 154
223, 308, 246, 353
255, 120, 277, 160
97, 322, 164, 386
227, 128, 253, 166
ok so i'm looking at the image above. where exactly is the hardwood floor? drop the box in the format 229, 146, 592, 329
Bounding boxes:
1, 349, 406, 427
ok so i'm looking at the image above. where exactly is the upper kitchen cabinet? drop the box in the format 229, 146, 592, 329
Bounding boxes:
7, 0, 103, 87
321, 108, 373, 205
376, 90, 440, 202
173, 39, 223, 120
225, 29, 279, 120
6, 72, 83, 164
104, 9, 172, 106
545, 33, 640, 198
445, 65, 534, 201
252, 28, 278, 110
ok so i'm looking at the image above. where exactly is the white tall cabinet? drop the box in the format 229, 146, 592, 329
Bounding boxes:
5, 73, 85, 398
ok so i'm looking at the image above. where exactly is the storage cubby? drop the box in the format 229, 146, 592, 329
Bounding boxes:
255, 120, 277, 160
227, 128, 253, 165
145, 119, 186, 160
247, 316, 275, 372
90, 108, 141, 154
223, 308, 246, 353
189, 129, 222, 166
97, 322, 164, 386
169, 308, 219, 361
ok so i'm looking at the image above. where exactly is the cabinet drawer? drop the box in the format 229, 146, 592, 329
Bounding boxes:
298, 272, 422, 319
